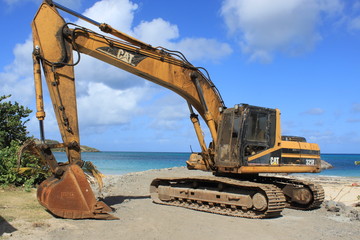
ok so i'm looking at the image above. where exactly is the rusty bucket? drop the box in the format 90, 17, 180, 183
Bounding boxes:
37, 164, 118, 220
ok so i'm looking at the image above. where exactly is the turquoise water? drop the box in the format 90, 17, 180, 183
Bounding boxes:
54, 151, 189, 175
53, 152, 360, 177
319, 154, 360, 177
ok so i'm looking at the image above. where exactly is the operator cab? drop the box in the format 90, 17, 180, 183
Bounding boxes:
215, 104, 277, 167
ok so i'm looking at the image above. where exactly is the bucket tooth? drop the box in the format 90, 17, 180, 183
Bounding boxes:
37, 164, 118, 220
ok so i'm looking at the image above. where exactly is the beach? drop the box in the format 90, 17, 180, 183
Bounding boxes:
1, 167, 360, 240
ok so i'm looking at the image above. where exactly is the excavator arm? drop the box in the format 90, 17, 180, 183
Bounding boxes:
30, 0, 225, 219
32, 0, 225, 161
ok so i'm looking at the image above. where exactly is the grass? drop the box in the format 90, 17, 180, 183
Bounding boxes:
0, 186, 52, 238
0, 186, 51, 222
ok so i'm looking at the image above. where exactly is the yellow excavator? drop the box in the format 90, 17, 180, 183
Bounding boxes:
29, 0, 324, 219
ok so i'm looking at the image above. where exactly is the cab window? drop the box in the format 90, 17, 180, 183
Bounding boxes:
245, 112, 267, 142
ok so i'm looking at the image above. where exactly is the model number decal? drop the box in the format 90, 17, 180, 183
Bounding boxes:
270, 157, 279, 165
306, 159, 315, 165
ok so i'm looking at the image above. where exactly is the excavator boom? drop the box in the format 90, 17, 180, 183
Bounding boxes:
31, 0, 225, 219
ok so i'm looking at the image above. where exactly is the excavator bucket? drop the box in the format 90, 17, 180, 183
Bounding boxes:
37, 164, 118, 220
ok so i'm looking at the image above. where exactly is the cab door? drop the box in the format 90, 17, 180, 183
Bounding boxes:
240, 106, 276, 165
214, 108, 243, 167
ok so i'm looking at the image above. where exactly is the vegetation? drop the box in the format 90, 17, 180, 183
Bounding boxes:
0, 141, 49, 191
0, 95, 32, 149
0, 95, 49, 190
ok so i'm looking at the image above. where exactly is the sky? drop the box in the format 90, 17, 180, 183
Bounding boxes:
0, 0, 359, 153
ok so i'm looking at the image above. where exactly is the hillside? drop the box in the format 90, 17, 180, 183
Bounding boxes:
33, 139, 100, 152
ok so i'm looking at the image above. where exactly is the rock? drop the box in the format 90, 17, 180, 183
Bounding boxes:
325, 200, 341, 212
336, 202, 346, 210
321, 160, 333, 170
348, 209, 360, 221
324, 200, 360, 221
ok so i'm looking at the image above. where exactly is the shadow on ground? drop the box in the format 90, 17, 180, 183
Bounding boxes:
0, 216, 17, 236
102, 195, 150, 206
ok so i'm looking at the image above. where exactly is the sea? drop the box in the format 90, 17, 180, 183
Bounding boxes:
53, 152, 360, 177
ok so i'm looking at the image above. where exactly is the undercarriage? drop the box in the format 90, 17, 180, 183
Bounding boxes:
150, 175, 324, 219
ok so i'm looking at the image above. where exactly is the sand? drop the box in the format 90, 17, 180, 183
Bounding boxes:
1, 167, 360, 240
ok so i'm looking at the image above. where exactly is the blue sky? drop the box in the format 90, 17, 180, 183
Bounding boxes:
1, 0, 360, 153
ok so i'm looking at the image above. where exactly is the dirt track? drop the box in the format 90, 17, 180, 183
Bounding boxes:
1, 167, 360, 240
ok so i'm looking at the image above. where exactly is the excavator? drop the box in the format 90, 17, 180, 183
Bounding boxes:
28, 0, 324, 220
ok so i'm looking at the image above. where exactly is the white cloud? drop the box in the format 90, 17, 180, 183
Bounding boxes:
341, 1, 360, 32
348, 16, 360, 31
0, 38, 33, 105
220, 0, 343, 62
347, 118, 360, 123
305, 130, 335, 144
134, 18, 179, 47
302, 108, 325, 115
307, 130, 360, 146
146, 93, 188, 130
80, 0, 137, 34
74, 55, 146, 93
175, 38, 233, 62
79, 1, 232, 63
133, 18, 232, 62
77, 82, 149, 126
352, 103, 360, 113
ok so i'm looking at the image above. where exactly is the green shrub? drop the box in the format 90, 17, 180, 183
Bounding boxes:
0, 141, 49, 191
0, 95, 32, 149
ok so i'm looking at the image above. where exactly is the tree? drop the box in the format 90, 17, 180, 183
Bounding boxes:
0, 95, 32, 149
0, 95, 48, 188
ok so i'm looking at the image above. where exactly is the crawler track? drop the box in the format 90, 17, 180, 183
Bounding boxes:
253, 176, 325, 210
150, 176, 286, 219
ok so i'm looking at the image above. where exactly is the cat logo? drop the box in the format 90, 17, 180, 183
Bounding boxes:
270, 157, 279, 165
97, 46, 146, 66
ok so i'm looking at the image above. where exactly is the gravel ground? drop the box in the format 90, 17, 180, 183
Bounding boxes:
1, 167, 360, 240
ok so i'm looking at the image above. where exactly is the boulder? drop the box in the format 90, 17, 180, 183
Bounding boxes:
321, 159, 333, 170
